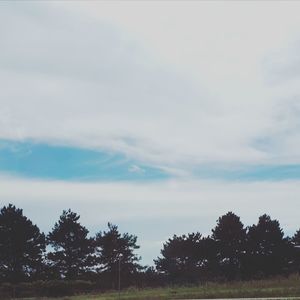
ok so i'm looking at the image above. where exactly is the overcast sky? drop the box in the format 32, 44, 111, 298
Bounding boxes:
1, 1, 300, 265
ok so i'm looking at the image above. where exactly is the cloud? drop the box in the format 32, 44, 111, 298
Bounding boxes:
263, 41, 300, 85
128, 165, 145, 174
1, 2, 300, 175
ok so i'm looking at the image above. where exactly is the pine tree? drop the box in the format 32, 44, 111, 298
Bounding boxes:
95, 223, 142, 288
212, 212, 246, 280
246, 214, 291, 277
155, 233, 216, 283
47, 209, 94, 279
290, 229, 300, 274
0, 204, 45, 282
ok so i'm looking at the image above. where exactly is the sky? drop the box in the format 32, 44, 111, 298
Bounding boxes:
1, 1, 300, 265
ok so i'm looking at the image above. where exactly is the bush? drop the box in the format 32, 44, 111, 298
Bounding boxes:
0, 280, 95, 298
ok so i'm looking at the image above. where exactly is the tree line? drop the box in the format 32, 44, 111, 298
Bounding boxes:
0, 204, 300, 290
157, 212, 300, 283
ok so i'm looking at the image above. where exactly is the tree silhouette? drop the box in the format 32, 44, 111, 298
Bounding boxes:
291, 229, 300, 274
155, 233, 217, 283
293, 230, 300, 245
47, 209, 94, 279
95, 223, 141, 288
0, 204, 45, 283
212, 212, 246, 280
245, 214, 291, 278
0, 203, 298, 286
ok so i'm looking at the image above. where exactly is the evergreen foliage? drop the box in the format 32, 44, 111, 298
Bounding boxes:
0, 204, 45, 282
47, 209, 94, 279
95, 223, 142, 288
212, 212, 246, 280
245, 214, 293, 277
0, 203, 300, 289
155, 233, 217, 283
292, 229, 300, 274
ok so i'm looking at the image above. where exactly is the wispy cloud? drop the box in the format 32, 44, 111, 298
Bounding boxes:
2, 1, 300, 176
128, 165, 145, 174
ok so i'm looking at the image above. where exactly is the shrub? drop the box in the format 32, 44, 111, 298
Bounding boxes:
0, 280, 95, 298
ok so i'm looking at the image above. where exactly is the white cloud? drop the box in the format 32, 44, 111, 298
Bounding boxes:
128, 165, 145, 174
1, 2, 300, 174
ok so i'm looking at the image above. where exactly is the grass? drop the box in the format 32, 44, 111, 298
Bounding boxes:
23, 275, 300, 300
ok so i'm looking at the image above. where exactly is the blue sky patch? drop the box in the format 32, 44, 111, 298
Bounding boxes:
0, 139, 168, 181
1, 139, 300, 182
193, 164, 300, 181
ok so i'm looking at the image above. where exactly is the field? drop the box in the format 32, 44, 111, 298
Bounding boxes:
34, 275, 300, 300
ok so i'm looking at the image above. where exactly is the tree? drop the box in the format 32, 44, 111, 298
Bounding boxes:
155, 233, 217, 283
95, 223, 142, 288
212, 212, 246, 280
290, 229, 300, 274
293, 229, 300, 245
0, 204, 45, 283
245, 214, 291, 278
47, 209, 94, 279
